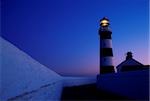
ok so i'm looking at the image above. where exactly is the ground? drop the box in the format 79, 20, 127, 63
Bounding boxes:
61, 83, 129, 100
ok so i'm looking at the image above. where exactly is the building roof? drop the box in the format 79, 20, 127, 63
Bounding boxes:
116, 52, 144, 72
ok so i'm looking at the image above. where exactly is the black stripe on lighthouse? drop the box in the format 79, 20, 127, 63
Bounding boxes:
99, 31, 112, 39
100, 48, 113, 56
100, 66, 115, 73
100, 48, 115, 74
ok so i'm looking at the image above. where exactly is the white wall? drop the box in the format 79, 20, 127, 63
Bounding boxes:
97, 70, 149, 100
0, 37, 62, 100
9, 81, 63, 101
0, 37, 97, 101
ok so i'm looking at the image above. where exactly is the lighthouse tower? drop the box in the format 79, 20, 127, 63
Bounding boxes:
99, 17, 115, 74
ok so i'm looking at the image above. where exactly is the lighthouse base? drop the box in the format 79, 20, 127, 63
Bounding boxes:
100, 66, 115, 74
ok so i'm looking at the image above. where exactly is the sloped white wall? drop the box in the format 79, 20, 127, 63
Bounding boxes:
0, 37, 63, 100
0, 37, 97, 101
9, 81, 63, 101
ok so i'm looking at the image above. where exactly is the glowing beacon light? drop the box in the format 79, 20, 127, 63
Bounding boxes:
100, 17, 110, 27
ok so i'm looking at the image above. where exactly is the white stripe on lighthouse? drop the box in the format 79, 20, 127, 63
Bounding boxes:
101, 57, 114, 66
101, 39, 112, 48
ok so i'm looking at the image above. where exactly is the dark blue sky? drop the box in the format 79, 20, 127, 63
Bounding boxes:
1, 0, 149, 76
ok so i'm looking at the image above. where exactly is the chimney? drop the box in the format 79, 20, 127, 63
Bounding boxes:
126, 52, 133, 60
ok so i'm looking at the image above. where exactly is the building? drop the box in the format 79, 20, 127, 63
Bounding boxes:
116, 52, 149, 72
99, 17, 115, 74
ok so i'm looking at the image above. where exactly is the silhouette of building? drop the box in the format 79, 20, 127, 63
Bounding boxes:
116, 52, 149, 72
99, 17, 115, 74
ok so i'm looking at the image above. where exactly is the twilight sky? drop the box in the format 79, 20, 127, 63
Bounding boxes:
1, 0, 149, 76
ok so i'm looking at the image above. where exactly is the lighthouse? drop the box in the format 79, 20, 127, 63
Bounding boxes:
99, 17, 115, 74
